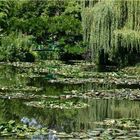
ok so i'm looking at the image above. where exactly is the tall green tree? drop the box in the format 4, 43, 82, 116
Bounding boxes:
82, 0, 140, 66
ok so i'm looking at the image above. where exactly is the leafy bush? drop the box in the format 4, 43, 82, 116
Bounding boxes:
0, 32, 37, 62
0, 0, 85, 61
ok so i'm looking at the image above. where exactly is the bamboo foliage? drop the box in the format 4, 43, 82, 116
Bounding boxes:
81, 0, 140, 62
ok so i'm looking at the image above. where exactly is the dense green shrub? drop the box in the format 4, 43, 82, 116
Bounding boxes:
0, 33, 37, 62
0, 0, 84, 61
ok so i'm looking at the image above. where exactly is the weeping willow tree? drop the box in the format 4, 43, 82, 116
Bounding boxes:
82, 0, 140, 65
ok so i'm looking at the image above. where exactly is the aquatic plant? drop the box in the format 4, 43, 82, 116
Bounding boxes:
97, 118, 140, 129
24, 100, 89, 109
0, 120, 47, 137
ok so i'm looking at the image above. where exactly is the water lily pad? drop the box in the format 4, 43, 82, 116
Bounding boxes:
24, 100, 89, 109
96, 118, 140, 130
0, 120, 48, 139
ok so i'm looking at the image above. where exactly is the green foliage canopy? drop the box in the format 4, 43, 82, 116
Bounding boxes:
0, 0, 84, 61
82, 0, 140, 65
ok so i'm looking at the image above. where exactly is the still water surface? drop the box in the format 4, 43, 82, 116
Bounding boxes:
0, 62, 140, 139
0, 98, 140, 133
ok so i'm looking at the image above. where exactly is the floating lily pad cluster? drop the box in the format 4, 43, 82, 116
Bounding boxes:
0, 92, 41, 99
24, 100, 89, 109
64, 88, 140, 100
0, 120, 48, 138
0, 85, 43, 99
48, 77, 140, 86
121, 66, 140, 75
0, 86, 42, 93
97, 118, 140, 130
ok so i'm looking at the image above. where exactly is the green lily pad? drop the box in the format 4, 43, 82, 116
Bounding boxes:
24, 100, 89, 109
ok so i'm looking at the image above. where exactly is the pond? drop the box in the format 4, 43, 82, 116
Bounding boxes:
0, 61, 140, 139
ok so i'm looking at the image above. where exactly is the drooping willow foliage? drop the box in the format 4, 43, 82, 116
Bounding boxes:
81, 0, 140, 64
